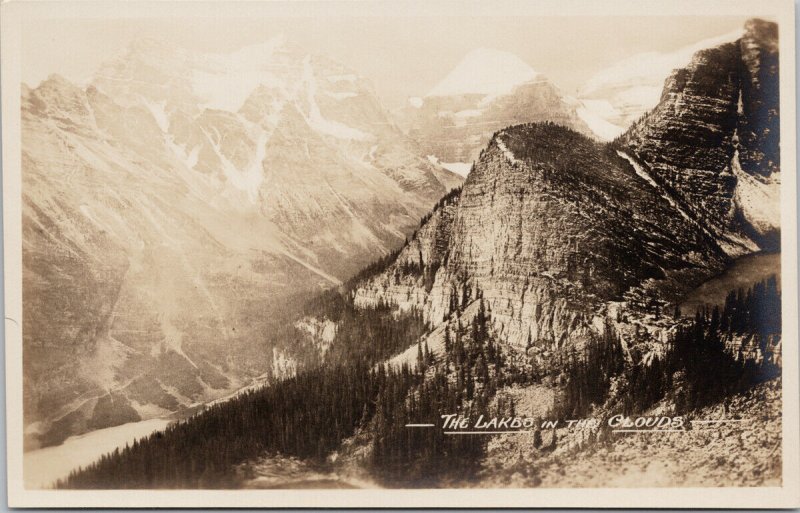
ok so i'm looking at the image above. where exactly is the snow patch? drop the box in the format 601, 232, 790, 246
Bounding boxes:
581, 29, 743, 98
441, 162, 472, 177
497, 136, 522, 165
199, 122, 268, 202
617, 151, 693, 223
577, 104, 625, 141
732, 150, 781, 234
190, 36, 287, 112
302, 56, 373, 141
166, 137, 200, 170
142, 98, 169, 133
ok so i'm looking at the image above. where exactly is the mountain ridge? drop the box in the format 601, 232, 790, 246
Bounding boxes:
354, 18, 779, 354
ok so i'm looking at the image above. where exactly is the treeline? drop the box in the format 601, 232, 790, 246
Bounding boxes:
58, 255, 781, 488
305, 296, 429, 367
551, 325, 626, 419
343, 184, 462, 290
720, 275, 781, 338
58, 286, 503, 488
57, 302, 428, 489
552, 276, 781, 418
371, 366, 486, 487
418, 185, 461, 227
58, 360, 387, 488
371, 297, 505, 486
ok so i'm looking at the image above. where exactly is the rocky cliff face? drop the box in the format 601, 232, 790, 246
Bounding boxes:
355, 124, 729, 350
622, 19, 780, 252
22, 38, 462, 447
576, 28, 743, 140
354, 19, 780, 354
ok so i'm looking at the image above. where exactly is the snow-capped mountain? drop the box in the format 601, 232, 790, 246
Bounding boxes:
425, 48, 539, 98
399, 48, 593, 176
22, 37, 461, 448
576, 29, 744, 140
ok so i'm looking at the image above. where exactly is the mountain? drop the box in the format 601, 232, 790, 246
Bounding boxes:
576, 29, 744, 140
354, 123, 729, 351
56, 18, 782, 490
356, 19, 779, 354
22, 37, 462, 448
426, 48, 540, 98
399, 48, 593, 176
621, 18, 780, 251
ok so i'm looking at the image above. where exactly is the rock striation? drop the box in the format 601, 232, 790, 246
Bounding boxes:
622, 19, 780, 252
355, 19, 780, 353
355, 124, 729, 350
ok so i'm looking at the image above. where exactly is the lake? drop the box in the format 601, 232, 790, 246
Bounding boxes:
680, 252, 781, 315
24, 418, 170, 489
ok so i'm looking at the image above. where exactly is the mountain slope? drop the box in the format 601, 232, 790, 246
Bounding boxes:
621, 19, 780, 253
22, 38, 462, 448
577, 28, 744, 139
356, 19, 780, 353
354, 123, 729, 350
53, 18, 782, 491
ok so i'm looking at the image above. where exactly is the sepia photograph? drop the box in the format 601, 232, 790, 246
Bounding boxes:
1, 0, 798, 508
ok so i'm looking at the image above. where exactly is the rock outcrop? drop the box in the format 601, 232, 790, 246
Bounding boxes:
355, 124, 729, 350
354, 19, 780, 353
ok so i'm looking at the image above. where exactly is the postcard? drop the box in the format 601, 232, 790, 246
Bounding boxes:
2, 0, 798, 508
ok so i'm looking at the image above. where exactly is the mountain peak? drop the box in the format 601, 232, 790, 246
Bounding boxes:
38, 73, 78, 91
32, 73, 87, 104
426, 48, 538, 98
743, 18, 778, 52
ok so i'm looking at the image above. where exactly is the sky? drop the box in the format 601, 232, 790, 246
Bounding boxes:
22, 15, 754, 108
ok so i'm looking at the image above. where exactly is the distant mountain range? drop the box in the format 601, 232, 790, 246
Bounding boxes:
398, 28, 751, 175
